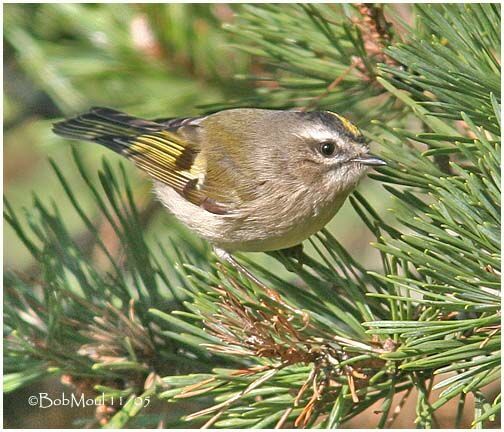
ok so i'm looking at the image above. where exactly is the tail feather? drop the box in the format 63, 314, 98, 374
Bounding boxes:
52, 107, 204, 204
52, 107, 166, 154
84, 107, 166, 132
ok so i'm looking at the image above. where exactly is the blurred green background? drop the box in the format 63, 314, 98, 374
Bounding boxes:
7, 3, 495, 429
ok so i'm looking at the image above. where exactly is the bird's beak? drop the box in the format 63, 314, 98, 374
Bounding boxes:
351, 154, 387, 166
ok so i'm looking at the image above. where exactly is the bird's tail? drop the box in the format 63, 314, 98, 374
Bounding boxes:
52, 106, 167, 155
52, 107, 203, 202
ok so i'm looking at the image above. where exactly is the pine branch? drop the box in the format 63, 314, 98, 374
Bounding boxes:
4, 3, 501, 428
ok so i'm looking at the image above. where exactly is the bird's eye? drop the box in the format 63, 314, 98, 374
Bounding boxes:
319, 141, 336, 157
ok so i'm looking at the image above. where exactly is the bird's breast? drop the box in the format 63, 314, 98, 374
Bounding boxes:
154, 180, 350, 253
218, 186, 350, 252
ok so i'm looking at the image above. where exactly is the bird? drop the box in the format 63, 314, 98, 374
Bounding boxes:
53, 107, 385, 291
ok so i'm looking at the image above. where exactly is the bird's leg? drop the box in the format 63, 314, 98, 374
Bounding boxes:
281, 243, 305, 264
268, 244, 305, 272
213, 247, 309, 327
213, 247, 272, 293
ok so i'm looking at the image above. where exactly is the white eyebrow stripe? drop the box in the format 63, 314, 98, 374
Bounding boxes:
293, 126, 339, 142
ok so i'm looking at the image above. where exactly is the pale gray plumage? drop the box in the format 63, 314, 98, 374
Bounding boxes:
53, 107, 385, 253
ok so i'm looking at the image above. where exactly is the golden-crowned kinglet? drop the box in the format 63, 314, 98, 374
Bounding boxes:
53, 107, 385, 257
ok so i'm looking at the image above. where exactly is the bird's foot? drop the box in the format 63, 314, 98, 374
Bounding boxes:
268, 244, 305, 272
281, 244, 305, 264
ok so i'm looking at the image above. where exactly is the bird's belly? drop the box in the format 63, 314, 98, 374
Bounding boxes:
154, 181, 349, 253
218, 193, 349, 252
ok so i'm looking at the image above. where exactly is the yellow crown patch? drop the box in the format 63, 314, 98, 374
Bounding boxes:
326, 111, 362, 138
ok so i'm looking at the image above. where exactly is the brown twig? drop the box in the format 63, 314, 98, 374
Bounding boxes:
201, 407, 226, 429
301, 4, 397, 111
301, 61, 358, 112
354, 3, 395, 65
275, 407, 293, 429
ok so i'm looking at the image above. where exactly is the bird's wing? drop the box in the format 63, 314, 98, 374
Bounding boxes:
53, 107, 231, 213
